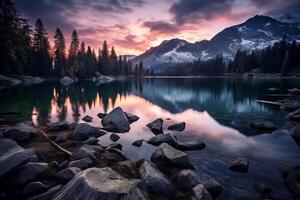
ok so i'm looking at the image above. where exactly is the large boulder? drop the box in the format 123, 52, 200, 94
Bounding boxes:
176, 139, 206, 151
147, 118, 163, 135
55, 167, 81, 182
168, 122, 186, 131
53, 167, 146, 200
184, 184, 212, 200
174, 170, 200, 191
124, 112, 139, 124
0, 138, 34, 179
250, 120, 277, 132
72, 123, 107, 140
147, 134, 178, 147
3, 122, 37, 141
60, 76, 74, 85
6, 162, 48, 188
151, 143, 194, 169
228, 158, 249, 173
138, 161, 174, 197
71, 145, 103, 161
101, 107, 130, 133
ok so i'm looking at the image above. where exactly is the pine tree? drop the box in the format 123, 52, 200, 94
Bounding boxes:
109, 46, 118, 74
53, 28, 66, 76
281, 50, 289, 76
99, 41, 109, 74
68, 30, 79, 76
32, 19, 52, 76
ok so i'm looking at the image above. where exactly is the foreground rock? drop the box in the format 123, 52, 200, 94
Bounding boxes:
3, 122, 37, 141
55, 167, 81, 182
175, 170, 200, 191
138, 161, 174, 197
46, 121, 70, 132
151, 143, 194, 169
184, 184, 212, 200
291, 123, 300, 141
199, 174, 222, 198
0, 138, 34, 179
168, 122, 186, 131
60, 76, 74, 85
283, 166, 300, 199
147, 118, 163, 135
101, 107, 130, 133
83, 137, 98, 145
82, 115, 93, 122
125, 112, 139, 124
22, 181, 49, 196
110, 133, 120, 142
228, 158, 249, 173
53, 167, 146, 200
250, 120, 277, 132
72, 123, 106, 140
176, 139, 206, 151
71, 144, 103, 161
28, 184, 62, 200
147, 134, 178, 147
68, 158, 93, 169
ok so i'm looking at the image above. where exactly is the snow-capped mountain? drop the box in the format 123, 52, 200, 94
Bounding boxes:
133, 15, 300, 71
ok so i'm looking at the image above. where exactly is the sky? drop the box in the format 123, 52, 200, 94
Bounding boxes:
15, 0, 300, 55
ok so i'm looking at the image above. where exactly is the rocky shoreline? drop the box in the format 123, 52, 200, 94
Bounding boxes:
0, 89, 299, 199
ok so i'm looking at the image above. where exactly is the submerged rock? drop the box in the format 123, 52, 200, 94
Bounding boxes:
132, 139, 143, 147
228, 158, 249, 173
147, 134, 178, 147
55, 167, 81, 182
151, 143, 194, 169
60, 76, 74, 85
138, 161, 174, 197
176, 139, 206, 151
167, 122, 186, 131
101, 107, 130, 133
72, 123, 107, 140
250, 120, 277, 132
0, 138, 34, 179
124, 112, 139, 124
82, 115, 93, 122
147, 118, 164, 135
53, 167, 144, 200
110, 133, 120, 142
3, 122, 37, 141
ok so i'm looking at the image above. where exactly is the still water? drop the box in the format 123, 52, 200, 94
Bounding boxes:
0, 77, 300, 199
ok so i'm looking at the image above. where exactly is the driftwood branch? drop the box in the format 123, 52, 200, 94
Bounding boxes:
256, 100, 283, 106
38, 129, 72, 157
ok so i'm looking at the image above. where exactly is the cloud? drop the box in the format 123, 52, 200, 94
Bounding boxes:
143, 20, 179, 34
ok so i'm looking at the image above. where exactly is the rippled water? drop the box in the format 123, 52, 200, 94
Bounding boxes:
0, 77, 300, 199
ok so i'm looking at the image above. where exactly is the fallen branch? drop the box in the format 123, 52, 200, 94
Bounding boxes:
256, 100, 283, 106
38, 129, 72, 157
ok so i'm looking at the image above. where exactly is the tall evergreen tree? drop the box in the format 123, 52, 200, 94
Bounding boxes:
99, 41, 109, 74
68, 30, 79, 76
53, 28, 66, 76
281, 50, 289, 76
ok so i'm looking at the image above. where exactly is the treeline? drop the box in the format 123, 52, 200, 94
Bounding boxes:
228, 39, 300, 75
160, 54, 226, 76
0, 0, 151, 78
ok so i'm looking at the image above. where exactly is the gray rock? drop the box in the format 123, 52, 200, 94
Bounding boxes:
291, 123, 300, 141
22, 181, 49, 195
110, 133, 120, 142
147, 134, 178, 147
250, 120, 277, 132
0, 138, 34, 179
283, 166, 300, 199
72, 123, 107, 140
60, 76, 74, 85
55, 167, 81, 182
138, 161, 174, 197
55, 133, 66, 143
28, 184, 62, 200
147, 118, 163, 135
53, 167, 144, 200
47, 121, 70, 132
175, 170, 200, 191
71, 145, 103, 161
132, 139, 143, 147
82, 115, 93, 122
22, 76, 44, 84
167, 122, 186, 131
50, 161, 59, 169
58, 161, 69, 170
83, 137, 99, 145
97, 113, 106, 119
151, 143, 194, 169
199, 174, 222, 198
101, 107, 130, 133
124, 112, 139, 124
228, 158, 249, 173
6, 162, 48, 187
186, 184, 212, 200
105, 143, 123, 151
69, 158, 93, 169
3, 122, 37, 141
176, 139, 206, 151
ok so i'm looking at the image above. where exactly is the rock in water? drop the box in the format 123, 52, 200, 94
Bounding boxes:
83, 137, 99, 145
147, 134, 178, 147
71, 145, 103, 161
174, 170, 200, 191
176, 139, 206, 151
82, 115, 93, 122
97, 113, 106, 119
199, 174, 222, 198
185, 184, 212, 200
250, 120, 277, 132
151, 143, 194, 169
167, 122, 186, 131
68, 158, 93, 169
110, 133, 120, 142
228, 158, 249, 173
101, 107, 130, 133
72, 123, 107, 140
22, 181, 49, 196
3, 122, 37, 141
53, 167, 145, 200
124, 112, 139, 124
55, 167, 81, 182
60, 76, 74, 85
138, 161, 174, 197
0, 138, 34, 179
132, 139, 143, 147
147, 118, 163, 135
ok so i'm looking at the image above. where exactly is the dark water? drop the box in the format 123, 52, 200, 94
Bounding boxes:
0, 77, 300, 199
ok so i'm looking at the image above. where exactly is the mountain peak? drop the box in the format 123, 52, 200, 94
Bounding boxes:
244, 15, 277, 25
